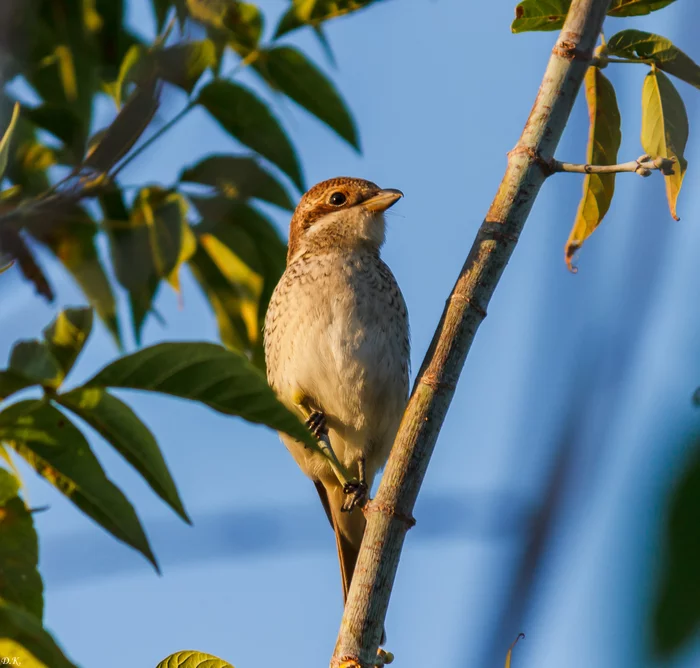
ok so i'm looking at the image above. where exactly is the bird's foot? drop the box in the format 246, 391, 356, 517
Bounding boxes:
376, 649, 394, 666
342, 479, 369, 512
305, 410, 328, 439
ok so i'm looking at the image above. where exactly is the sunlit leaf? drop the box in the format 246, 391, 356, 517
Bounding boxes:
0, 469, 43, 619
9, 341, 63, 390
155, 650, 234, 668
564, 67, 621, 271
0, 102, 20, 182
641, 68, 688, 221
511, 0, 677, 32
0, 602, 77, 668
85, 342, 315, 447
197, 80, 304, 190
607, 30, 700, 89
113, 44, 144, 108
41, 308, 93, 378
180, 155, 294, 210
653, 433, 700, 656
185, 0, 262, 53
254, 47, 359, 151
0, 400, 158, 569
274, 0, 379, 38
57, 387, 189, 523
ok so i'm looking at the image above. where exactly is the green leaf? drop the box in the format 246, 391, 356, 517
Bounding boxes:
57, 387, 189, 523
653, 434, 700, 656
180, 155, 294, 210
274, 0, 379, 38
0, 228, 53, 302
0, 371, 37, 402
0, 470, 43, 619
84, 342, 315, 447
254, 47, 359, 151
641, 68, 688, 221
0, 102, 20, 181
607, 30, 700, 89
0, 602, 78, 668
113, 44, 144, 108
155, 650, 234, 668
565, 67, 621, 271
84, 78, 159, 173
0, 400, 158, 569
197, 80, 304, 191
23, 104, 86, 160
26, 207, 121, 348
185, 0, 262, 53
9, 342, 64, 390
606, 0, 678, 17
511, 0, 677, 32
41, 308, 93, 379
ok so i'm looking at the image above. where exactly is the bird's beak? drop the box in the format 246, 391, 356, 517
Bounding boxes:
362, 188, 404, 212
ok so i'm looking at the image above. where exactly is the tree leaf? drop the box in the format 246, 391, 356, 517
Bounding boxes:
641, 68, 688, 221
84, 342, 315, 446
180, 155, 294, 210
607, 30, 700, 89
41, 308, 93, 379
253, 47, 359, 151
155, 650, 234, 668
57, 387, 190, 523
0, 470, 43, 619
0, 229, 53, 302
84, 78, 159, 174
0, 400, 158, 569
653, 434, 700, 656
23, 103, 86, 160
0, 372, 36, 402
564, 67, 621, 271
26, 207, 121, 348
9, 342, 64, 390
274, 0, 379, 38
197, 80, 304, 191
511, 0, 677, 32
185, 0, 262, 54
0, 602, 78, 668
0, 102, 20, 182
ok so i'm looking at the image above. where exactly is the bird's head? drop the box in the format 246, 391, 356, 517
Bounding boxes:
287, 177, 403, 262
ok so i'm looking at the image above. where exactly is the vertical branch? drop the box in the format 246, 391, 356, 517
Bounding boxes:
331, 1, 613, 666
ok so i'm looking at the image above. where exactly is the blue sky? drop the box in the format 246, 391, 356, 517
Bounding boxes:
1, 1, 700, 666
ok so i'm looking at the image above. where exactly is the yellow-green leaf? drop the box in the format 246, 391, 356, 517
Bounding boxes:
274, 0, 378, 38
606, 0, 677, 17
42, 308, 93, 379
641, 68, 688, 221
607, 30, 700, 89
565, 67, 621, 271
155, 650, 234, 668
0, 102, 20, 181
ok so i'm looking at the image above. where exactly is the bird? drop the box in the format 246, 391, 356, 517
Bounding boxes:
264, 176, 410, 614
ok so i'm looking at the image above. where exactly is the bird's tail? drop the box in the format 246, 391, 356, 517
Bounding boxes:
314, 480, 365, 601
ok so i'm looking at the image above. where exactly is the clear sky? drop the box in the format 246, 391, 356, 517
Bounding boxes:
1, 1, 699, 667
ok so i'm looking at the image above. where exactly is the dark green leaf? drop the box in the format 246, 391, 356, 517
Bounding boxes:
0, 601, 78, 668
42, 308, 93, 379
653, 433, 700, 656
155, 650, 234, 668
0, 228, 53, 302
23, 103, 86, 160
274, 0, 379, 38
9, 341, 63, 389
641, 68, 688, 221
84, 342, 315, 446
254, 47, 359, 150
152, 0, 189, 31
0, 372, 36, 401
606, 0, 678, 17
84, 78, 159, 173
155, 40, 217, 93
26, 207, 121, 348
0, 470, 43, 619
0, 400, 158, 569
607, 30, 700, 89
198, 80, 304, 190
180, 155, 294, 210
57, 387, 190, 523
565, 67, 621, 271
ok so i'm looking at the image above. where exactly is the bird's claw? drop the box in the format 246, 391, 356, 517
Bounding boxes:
305, 410, 328, 439
342, 479, 368, 511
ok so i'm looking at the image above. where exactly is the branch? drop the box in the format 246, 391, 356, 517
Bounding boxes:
331, 1, 613, 666
551, 153, 676, 176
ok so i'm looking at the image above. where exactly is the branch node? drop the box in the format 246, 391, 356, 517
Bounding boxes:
364, 501, 416, 529
508, 146, 554, 176
420, 371, 457, 392
447, 292, 487, 318
552, 35, 592, 62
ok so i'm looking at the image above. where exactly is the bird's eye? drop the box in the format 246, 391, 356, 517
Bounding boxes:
329, 191, 347, 206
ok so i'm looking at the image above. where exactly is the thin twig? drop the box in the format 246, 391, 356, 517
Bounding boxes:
551, 153, 675, 176
330, 1, 613, 666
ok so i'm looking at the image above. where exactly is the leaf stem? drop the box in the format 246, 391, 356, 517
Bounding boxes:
606, 56, 655, 65
551, 154, 675, 176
